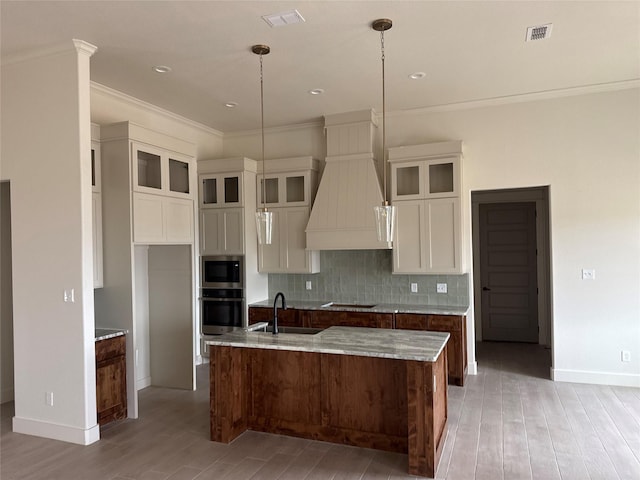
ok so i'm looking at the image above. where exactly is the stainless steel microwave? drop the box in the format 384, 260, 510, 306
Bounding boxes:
201, 255, 243, 288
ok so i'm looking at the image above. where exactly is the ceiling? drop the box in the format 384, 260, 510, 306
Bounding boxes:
2, 1, 639, 133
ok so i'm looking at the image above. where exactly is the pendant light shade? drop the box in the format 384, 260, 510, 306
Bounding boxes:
372, 18, 396, 244
253, 44, 273, 245
255, 209, 273, 245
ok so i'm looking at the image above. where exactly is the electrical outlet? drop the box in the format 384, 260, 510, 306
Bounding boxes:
581, 269, 596, 280
436, 283, 448, 294
45, 392, 54, 406
622, 350, 631, 362
63, 289, 75, 303
410, 283, 418, 293
306, 281, 312, 290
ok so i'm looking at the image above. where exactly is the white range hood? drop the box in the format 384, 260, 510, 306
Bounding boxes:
306, 110, 391, 250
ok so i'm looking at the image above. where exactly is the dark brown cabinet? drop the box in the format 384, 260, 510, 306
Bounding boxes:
248, 306, 301, 327
303, 310, 393, 329
396, 313, 467, 386
248, 306, 467, 386
95, 335, 127, 426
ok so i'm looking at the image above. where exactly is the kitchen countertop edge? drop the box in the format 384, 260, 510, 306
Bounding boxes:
206, 326, 449, 362
249, 299, 470, 316
95, 328, 127, 342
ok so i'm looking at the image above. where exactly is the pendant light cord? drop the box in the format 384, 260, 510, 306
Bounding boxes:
259, 52, 266, 211
380, 29, 388, 207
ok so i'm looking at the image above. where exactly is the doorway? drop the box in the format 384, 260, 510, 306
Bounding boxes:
472, 187, 551, 347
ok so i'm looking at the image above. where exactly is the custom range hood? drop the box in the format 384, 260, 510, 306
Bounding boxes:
306, 110, 391, 250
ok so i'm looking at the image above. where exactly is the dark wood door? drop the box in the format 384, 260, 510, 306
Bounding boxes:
479, 202, 538, 342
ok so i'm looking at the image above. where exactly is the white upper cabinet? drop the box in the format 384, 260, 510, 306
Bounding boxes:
389, 141, 464, 274
101, 122, 197, 246
200, 173, 243, 208
133, 142, 193, 199
255, 157, 320, 274
197, 157, 258, 256
390, 141, 462, 201
91, 127, 103, 288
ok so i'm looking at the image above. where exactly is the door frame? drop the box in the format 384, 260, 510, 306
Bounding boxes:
471, 186, 552, 346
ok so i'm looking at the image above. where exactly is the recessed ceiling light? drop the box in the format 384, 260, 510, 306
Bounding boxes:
152, 65, 172, 73
408, 72, 426, 80
225, 102, 238, 108
262, 9, 305, 28
309, 88, 324, 95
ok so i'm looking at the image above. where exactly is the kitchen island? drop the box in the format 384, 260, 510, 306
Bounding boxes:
207, 327, 449, 478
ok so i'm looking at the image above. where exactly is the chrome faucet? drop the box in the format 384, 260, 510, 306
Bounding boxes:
273, 292, 287, 335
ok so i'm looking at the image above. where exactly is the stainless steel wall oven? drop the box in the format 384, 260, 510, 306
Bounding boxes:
200, 256, 244, 335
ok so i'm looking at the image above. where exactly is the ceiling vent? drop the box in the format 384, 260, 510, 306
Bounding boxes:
262, 9, 305, 28
526, 23, 553, 41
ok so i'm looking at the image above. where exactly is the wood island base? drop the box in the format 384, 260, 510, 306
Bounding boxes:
210, 346, 448, 478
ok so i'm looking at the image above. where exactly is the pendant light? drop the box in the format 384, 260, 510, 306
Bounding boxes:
253, 44, 273, 245
372, 18, 396, 244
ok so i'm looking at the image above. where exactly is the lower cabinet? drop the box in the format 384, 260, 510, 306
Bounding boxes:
248, 306, 301, 327
95, 335, 127, 426
248, 307, 466, 386
396, 313, 467, 386
303, 310, 394, 329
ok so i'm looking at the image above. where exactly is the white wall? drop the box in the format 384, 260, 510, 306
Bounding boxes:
221, 87, 640, 387
387, 87, 640, 386
1, 41, 101, 443
1, 182, 14, 403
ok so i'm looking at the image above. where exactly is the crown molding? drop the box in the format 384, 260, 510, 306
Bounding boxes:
2, 39, 96, 66
91, 82, 224, 138
223, 119, 324, 139
387, 79, 640, 119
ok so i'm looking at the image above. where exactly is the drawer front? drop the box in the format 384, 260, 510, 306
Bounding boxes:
248, 306, 301, 327
395, 313, 429, 331
95, 335, 126, 362
427, 315, 463, 332
310, 311, 393, 329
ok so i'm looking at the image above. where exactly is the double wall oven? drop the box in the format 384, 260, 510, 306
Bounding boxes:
200, 256, 244, 335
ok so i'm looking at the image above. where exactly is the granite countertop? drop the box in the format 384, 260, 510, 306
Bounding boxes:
206, 326, 449, 362
95, 328, 127, 341
249, 299, 469, 316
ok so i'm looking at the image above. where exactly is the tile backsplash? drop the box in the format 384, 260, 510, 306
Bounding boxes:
268, 250, 469, 307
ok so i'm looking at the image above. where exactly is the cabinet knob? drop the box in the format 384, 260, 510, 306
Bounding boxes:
482, 287, 491, 291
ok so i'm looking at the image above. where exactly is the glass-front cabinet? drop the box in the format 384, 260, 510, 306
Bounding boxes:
257, 171, 311, 207
200, 174, 242, 208
132, 142, 192, 198
391, 156, 459, 201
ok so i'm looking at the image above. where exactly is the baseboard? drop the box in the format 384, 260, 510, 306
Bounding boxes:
1, 387, 15, 404
136, 376, 151, 391
551, 367, 640, 387
467, 361, 478, 375
12, 416, 100, 445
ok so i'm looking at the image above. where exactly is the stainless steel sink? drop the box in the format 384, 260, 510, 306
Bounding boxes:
266, 326, 323, 335
321, 302, 377, 309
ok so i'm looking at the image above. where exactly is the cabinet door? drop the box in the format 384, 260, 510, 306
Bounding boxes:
283, 207, 313, 272
92, 192, 103, 288
133, 192, 165, 243
395, 313, 428, 330
309, 311, 393, 329
201, 208, 244, 255
132, 143, 165, 194
96, 354, 127, 425
165, 197, 193, 243
393, 200, 426, 274
391, 162, 424, 201
425, 197, 461, 273
425, 158, 459, 198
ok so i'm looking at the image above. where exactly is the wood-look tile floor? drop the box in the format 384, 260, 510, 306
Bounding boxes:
2, 342, 639, 479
